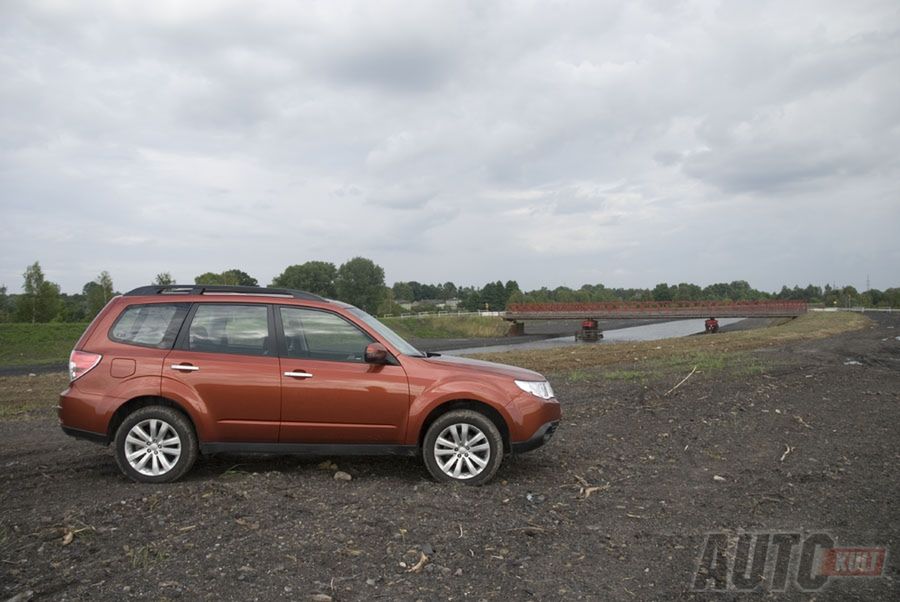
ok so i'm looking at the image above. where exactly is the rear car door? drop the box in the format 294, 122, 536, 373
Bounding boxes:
276, 306, 410, 444
162, 303, 281, 442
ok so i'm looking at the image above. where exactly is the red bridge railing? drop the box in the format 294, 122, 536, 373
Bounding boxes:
504, 300, 807, 319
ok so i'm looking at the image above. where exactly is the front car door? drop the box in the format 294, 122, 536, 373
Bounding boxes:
162, 303, 281, 442
276, 306, 410, 444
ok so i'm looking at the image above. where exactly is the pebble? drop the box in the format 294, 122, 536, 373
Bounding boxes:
334, 471, 352, 481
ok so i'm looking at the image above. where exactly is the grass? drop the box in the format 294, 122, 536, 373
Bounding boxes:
0, 372, 69, 420
0, 316, 511, 368
471, 312, 869, 376
381, 315, 511, 339
603, 369, 647, 381
0, 322, 88, 367
125, 544, 168, 569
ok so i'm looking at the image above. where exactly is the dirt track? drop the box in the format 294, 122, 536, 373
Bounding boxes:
1, 314, 898, 600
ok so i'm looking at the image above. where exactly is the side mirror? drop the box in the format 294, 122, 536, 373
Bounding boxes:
365, 342, 389, 364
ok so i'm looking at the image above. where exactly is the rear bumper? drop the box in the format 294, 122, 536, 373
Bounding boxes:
61, 425, 108, 446
511, 420, 559, 454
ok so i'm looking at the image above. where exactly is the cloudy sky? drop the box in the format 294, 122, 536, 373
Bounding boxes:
1, 0, 898, 295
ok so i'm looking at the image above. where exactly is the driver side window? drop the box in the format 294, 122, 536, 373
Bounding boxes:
280, 307, 374, 363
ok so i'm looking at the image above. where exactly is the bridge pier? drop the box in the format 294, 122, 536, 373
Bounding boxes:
575, 318, 602, 342
507, 321, 525, 336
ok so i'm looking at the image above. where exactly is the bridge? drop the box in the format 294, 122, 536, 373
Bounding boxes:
502, 300, 807, 338
504, 300, 808, 321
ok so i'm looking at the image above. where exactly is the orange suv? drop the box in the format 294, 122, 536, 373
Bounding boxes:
59, 285, 560, 485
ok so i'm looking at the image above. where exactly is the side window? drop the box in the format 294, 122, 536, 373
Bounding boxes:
280, 307, 373, 362
109, 303, 189, 349
187, 304, 271, 357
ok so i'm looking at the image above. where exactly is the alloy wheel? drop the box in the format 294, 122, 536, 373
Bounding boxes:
123, 418, 182, 476
433, 423, 491, 480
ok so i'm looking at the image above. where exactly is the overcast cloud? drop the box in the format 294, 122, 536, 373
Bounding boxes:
1, 0, 898, 294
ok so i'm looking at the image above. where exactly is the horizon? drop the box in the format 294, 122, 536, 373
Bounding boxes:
0, 260, 886, 298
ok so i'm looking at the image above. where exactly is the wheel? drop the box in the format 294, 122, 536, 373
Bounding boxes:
113, 405, 198, 483
422, 409, 504, 485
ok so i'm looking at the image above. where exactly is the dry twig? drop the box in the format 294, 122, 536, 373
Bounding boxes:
664, 366, 698, 397
780, 445, 794, 462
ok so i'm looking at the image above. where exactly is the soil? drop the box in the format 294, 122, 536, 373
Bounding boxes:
1, 314, 898, 601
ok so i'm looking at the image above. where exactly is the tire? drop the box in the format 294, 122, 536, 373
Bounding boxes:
422, 409, 504, 485
113, 405, 198, 483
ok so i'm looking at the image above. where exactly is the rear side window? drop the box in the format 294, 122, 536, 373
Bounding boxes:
187, 304, 271, 356
109, 303, 190, 349
280, 307, 373, 362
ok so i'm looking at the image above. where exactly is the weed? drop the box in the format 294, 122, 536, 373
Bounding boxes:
125, 544, 168, 569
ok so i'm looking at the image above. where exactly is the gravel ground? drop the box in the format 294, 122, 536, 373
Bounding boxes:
0, 314, 898, 600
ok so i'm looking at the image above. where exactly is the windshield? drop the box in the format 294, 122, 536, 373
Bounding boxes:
348, 308, 424, 357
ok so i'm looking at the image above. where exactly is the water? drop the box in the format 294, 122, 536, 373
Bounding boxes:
439, 318, 745, 356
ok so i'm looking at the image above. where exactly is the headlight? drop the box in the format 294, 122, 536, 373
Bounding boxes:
514, 379, 555, 400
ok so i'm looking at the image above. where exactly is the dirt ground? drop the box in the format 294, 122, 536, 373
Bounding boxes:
1, 314, 898, 601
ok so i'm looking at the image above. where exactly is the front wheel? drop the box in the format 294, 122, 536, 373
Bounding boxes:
114, 406, 198, 483
423, 409, 504, 485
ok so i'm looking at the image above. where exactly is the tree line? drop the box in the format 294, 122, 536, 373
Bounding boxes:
1, 259, 898, 324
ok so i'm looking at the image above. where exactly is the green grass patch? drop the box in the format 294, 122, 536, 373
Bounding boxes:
0, 322, 88, 366
603, 369, 646, 381
381, 315, 510, 339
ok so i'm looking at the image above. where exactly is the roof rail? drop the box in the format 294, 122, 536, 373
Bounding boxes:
124, 285, 326, 301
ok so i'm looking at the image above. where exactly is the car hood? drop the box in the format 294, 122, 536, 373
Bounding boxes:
419, 354, 546, 381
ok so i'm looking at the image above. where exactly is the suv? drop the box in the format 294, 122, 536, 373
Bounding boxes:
59, 285, 560, 485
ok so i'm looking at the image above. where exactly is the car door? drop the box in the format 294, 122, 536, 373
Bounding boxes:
162, 303, 282, 442
276, 306, 410, 444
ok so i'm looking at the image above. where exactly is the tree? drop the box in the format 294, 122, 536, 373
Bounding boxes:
86, 271, 115, 317
652, 282, 673, 302
376, 286, 398, 315
271, 261, 337, 297
194, 269, 258, 286
154, 272, 174, 286
20, 262, 44, 324
392, 281, 414, 302
222, 269, 257, 286
672, 282, 702, 301
16, 262, 62, 323
504, 280, 521, 307
0, 284, 8, 322
335, 257, 386, 313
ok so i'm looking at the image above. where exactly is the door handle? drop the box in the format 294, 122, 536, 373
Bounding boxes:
284, 371, 313, 378
171, 364, 200, 372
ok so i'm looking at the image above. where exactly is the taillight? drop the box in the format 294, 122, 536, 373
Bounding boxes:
69, 350, 102, 382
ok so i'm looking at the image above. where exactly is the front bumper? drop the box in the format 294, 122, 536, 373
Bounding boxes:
511, 420, 559, 454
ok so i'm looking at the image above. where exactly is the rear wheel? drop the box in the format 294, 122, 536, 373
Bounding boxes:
114, 406, 198, 483
423, 409, 503, 485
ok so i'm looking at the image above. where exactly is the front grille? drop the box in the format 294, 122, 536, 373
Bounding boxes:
544, 421, 559, 438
